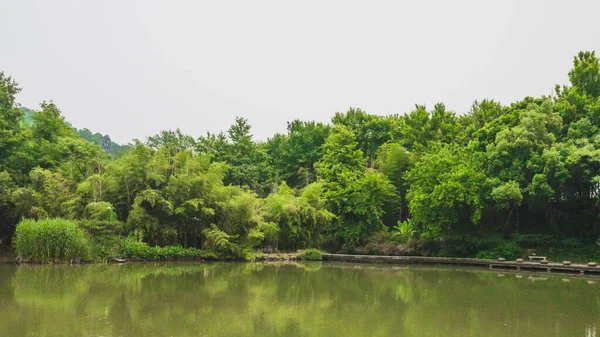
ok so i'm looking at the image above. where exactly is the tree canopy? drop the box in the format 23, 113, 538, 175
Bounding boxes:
2, 50, 600, 254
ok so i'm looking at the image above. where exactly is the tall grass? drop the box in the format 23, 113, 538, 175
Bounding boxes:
14, 218, 89, 263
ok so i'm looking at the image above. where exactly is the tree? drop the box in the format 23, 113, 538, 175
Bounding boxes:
316, 125, 364, 185
332, 108, 394, 165
0, 171, 16, 237
263, 181, 333, 250
569, 51, 600, 98
376, 142, 413, 222
224, 117, 274, 195
407, 145, 485, 239
266, 120, 330, 188
0, 72, 24, 173
196, 132, 229, 161
316, 126, 395, 247
490, 180, 523, 236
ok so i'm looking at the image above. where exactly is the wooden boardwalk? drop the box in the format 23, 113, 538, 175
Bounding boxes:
321, 253, 600, 276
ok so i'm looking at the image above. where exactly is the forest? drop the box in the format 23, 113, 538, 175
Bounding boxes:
1, 51, 600, 262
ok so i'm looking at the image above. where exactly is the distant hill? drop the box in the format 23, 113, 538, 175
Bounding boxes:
75, 127, 129, 156
19, 107, 129, 156
20, 106, 35, 124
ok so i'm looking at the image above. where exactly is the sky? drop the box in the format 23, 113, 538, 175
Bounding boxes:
1, 0, 599, 144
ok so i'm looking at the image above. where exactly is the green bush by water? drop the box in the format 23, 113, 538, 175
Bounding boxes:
124, 237, 214, 261
475, 241, 523, 260
14, 219, 89, 262
13, 218, 222, 263
298, 248, 323, 261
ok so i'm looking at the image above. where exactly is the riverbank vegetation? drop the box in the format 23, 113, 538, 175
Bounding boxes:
2, 51, 600, 262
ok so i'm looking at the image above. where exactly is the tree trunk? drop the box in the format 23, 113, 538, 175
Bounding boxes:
503, 207, 514, 238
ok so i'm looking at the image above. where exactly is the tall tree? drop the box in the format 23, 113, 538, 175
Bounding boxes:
0, 72, 23, 173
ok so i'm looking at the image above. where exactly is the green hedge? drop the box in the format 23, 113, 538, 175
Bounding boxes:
14, 219, 89, 262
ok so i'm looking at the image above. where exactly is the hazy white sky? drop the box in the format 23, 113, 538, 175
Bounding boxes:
2, 0, 599, 144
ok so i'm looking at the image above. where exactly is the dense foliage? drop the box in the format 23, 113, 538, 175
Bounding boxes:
2, 51, 600, 260
13, 219, 88, 262
297, 248, 323, 261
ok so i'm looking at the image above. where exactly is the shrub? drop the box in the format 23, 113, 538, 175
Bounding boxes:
358, 231, 415, 256
298, 248, 323, 261
123, 236, 210, 261
78, 220, 124, 236
559, 238, 581, 249
512, 234, 558, 248
475, 242, 523, 260
437, 235, 506, 258
202, 224, 235, 253
14, 218, 89, 262
391, 219, 417, 243
88, 234, 126, 262
201, 224, 253, 260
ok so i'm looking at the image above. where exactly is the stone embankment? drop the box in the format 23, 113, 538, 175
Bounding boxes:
322, 253, 600, 276
257, 252, 298, 261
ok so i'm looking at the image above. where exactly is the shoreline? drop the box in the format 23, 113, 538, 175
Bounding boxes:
322, 253, 600, 276
0, 249, 300, 264
6, 250, 600, 278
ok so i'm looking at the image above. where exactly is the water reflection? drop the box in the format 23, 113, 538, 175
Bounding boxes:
0, 262, 598, 337
587, 325, 597, 337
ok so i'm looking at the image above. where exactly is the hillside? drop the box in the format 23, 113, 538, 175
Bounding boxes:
18, 107, 129, 156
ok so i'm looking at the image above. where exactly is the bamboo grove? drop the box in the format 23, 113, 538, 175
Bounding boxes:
1, 51, 600, 257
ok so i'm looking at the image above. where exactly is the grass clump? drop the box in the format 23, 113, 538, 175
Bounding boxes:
14, 218, 89, 263
297, 248, 323, 261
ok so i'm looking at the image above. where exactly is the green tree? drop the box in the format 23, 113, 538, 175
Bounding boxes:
224, 117, 274, 195
376, 142, 413, 222
0, 72, 23, 173
266, 120, 330, 188
332, 108, 394, 165
407, 145, 485, 239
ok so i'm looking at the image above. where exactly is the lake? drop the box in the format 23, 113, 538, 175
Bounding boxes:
0, 262, 598, 337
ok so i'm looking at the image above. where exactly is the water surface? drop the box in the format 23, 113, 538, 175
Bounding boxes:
0, 262, 598, 337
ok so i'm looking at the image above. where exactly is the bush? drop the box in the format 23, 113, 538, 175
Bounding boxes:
436, 235, 501, 258
14, 218, 89, 262
78, 220, 124, 236
536, 242, 600, 263
359, 230, 417, 256
297, 248, 323, 261
88, 234, 126, 262
475, 241, 523, 260
391, 219, 418, 243
123, 237, 210, 261
79, 220, 126, 262
559, 238, 581, 249
512, 234, 558, 248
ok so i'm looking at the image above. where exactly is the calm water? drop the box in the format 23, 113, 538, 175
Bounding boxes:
0, 262, 598, 337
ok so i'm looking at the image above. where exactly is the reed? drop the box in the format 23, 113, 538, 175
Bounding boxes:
14, 218, 89, 263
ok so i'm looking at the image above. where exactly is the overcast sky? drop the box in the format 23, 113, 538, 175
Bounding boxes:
2, 0, 599, 144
